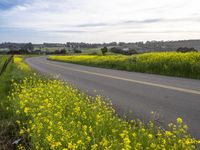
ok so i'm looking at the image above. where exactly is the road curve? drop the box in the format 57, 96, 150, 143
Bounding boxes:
26, 56, 200, 138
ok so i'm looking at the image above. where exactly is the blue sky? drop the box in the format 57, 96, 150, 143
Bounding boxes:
0, 0, 200, 43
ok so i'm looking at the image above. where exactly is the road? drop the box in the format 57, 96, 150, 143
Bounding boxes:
26, 56, 200, 138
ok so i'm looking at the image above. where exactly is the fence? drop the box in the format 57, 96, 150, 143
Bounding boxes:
0, 55, 13, 76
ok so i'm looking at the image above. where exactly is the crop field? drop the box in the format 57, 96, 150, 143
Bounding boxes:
49, 52, 200, 79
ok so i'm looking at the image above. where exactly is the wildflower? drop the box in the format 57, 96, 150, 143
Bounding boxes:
148, 134, 153, 139
177, 117, 183, 124
91, 144, 98, 150
24, 107, 29, 114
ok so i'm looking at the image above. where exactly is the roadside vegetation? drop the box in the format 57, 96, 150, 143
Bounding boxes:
49, 52, 200, 79
0, 55, 8, 71
0, 56, 32, 149
0, 55, 200, 149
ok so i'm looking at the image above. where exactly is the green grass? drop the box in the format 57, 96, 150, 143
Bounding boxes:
0, 56, 8, 71
48, 52, 200, 79
0, 56, 32, 149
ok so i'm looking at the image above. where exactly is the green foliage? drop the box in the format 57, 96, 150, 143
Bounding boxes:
101, 47, 108, 55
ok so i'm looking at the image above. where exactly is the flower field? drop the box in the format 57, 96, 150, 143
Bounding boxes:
7, 57, 199, 149
48, 52, 200, 79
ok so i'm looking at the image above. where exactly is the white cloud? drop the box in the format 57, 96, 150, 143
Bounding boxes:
0, 0, 200, 42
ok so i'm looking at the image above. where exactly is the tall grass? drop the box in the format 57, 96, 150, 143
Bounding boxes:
49, 52, 200, 79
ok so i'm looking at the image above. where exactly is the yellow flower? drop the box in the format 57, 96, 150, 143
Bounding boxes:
24, 107, 29, 114
47, 134, 53, 142
177, 117, 183, 124
19, 129, 25, 135
148, 134, 153, 139
91, 144, 98, 150
150, 143, 156, 148
165, 131, 173, 137
16, 120, 20, 125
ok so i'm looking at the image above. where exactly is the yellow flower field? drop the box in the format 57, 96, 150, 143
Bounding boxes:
9, 77, 199, 149
49, 52, 200, 79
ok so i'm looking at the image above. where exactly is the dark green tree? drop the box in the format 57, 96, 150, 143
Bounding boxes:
101, 47, 108, 55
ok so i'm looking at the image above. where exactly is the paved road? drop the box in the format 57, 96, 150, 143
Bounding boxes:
26, 56, 200, 138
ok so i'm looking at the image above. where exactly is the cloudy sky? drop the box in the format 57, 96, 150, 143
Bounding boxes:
0, 0, 200, 43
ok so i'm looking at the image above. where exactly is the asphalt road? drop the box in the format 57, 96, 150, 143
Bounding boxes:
26, 56, 200, 138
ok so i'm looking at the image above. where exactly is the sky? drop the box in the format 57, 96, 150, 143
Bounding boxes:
0, 0, 200, 43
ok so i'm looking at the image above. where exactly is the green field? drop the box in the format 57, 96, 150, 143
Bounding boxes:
49, 52, 200, 79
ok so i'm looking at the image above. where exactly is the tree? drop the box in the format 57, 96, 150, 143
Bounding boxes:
74, 49, 82, 53
110, 47, 138, 55
20, 43, 34, 54
101, 47, 108, 55
60, 49, 66, 54
176, 47, 197, 53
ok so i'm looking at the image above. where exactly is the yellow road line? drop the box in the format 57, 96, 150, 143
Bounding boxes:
39, 60, 200, 95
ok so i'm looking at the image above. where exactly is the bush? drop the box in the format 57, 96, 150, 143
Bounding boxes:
176, 47, 198, 53
101, 47, 108, 55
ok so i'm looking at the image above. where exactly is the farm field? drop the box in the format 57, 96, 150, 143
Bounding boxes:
0, 55, 199, 149
49, 52, 200, 79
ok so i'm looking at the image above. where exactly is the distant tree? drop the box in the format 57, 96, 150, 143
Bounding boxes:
90, 52, 98, 55
54, 50, 60, 54
26, 43, 34, 51
60, 49, 66, 54
110, 47, 123, 54
110, 47, 138, 55
101, 47, 108, 55
20, 43, 34, 54
8, 44, 20, 54
176, 47, 197, 53
74, 49, 82, 53
125, 49, 138, 55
